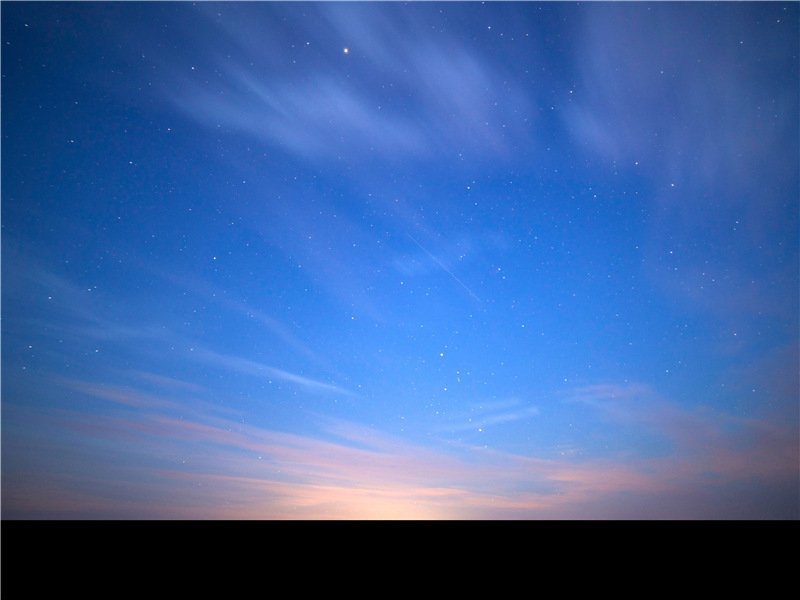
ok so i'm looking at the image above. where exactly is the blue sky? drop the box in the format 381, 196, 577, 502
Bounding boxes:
2, 1, 798, 519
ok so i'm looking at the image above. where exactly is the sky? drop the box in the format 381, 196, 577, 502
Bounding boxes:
2, 1, 798, 520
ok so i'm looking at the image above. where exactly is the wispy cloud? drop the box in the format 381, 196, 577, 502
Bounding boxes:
561, 381, 800, 492
192, 347, 352, 396
566, 3, 799, 332
8, 373, 794, 519
443, 397, 540, 433
158, 3, 532, 164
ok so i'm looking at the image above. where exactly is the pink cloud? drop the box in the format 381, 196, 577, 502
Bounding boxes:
5, 377, 796, 519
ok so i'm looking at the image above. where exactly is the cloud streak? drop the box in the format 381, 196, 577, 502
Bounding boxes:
192, 348, 352, 396
566, 3, 799, 334
4, 374, 796, 519
157, 3, 532, 164
406, 234, 482, 303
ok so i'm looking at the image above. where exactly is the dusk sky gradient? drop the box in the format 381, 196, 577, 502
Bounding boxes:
2, 1, 798, 519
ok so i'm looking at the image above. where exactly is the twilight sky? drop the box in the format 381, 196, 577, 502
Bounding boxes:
2, 1, 798, 519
